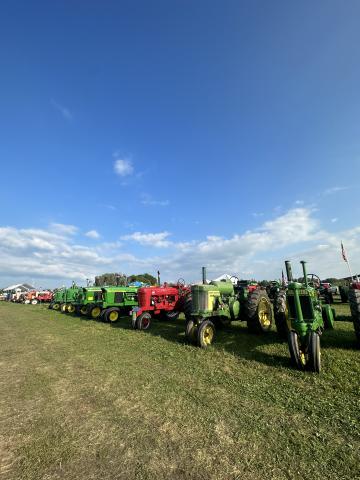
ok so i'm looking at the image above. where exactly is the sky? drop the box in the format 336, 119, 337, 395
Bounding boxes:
1, 0, 360, 288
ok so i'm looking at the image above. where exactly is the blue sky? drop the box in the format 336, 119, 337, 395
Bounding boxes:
1, 0, 360, 287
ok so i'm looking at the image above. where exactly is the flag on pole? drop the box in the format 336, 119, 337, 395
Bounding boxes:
341, 241, 348, 262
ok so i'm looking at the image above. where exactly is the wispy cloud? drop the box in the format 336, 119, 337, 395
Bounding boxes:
141, 193, 169, 207
113, 154, 134, 177
121, 231, 172, 248
51, 99, 73, 120
50, 223, 78, 235
323, 186, 350, 196
331, 218, 338, 223
85, 230, 100, 239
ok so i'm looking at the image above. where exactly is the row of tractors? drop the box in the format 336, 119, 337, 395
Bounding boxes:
8, 290, 53, 304
46, 263, 360, 374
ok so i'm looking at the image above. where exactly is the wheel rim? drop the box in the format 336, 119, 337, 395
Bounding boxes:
68, 305, 75, 313
258, 298, 271, 327
80, 306, 87, 315
202, 325, 214, 345
91, 307, 101, 318
109, 311, 118, 322
53, 304, 59, 310
142, 316, 150, 329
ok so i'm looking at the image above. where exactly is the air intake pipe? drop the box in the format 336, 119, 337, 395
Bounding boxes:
285, 261, 293, 282
202, 267, 207, 285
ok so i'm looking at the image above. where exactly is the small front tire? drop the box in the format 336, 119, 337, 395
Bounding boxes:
197, 320, 215, 349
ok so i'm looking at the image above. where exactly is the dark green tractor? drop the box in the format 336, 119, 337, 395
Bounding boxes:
186, 268, 273, 348
60, 285, 83, 313
70, 287, 104, 315
284, 260, 335, 373
49, 288, 65, 310
86, 286, 139, 322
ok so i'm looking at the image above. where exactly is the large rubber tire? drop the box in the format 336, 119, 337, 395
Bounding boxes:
197, 320, 215, 348
48, 303, 53, 309
53, 303, 60, 311
307, 331, 321, 373
274, 290, 289, 339
80, 305, 88, 315
246, 289, 273, 333
324, 290, 334, 305
104, 307, 120, 323
339, 286, 349, 303
31, 299, 38, 305
182, 296, 192, 321
61, 303, 67, 313
288, 331, 306, 370
67, 304, 76, 314
349, 288, 360, 345
136, 312, 152, 330
89, 305, 102, 319
185, 319, 197, 343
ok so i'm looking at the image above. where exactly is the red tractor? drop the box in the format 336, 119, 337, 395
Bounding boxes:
130, 279, 192, 330
349, 281, 360, 345
37, 291, 53, 303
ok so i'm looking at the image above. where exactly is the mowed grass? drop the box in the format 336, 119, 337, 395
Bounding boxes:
0, 302, 359, 480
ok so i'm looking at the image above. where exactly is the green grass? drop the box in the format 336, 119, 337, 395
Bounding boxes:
0, 302, 359, 480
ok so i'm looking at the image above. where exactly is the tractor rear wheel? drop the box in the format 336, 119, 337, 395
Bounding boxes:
288, 331, 306, 370
67, 304, 76, 314
197, 320, 215, 348
183, 297, 192, 321
89, 305, 102, 319
349, 288, 360, 344
136, 312, 152, 330
307, 331, 321, 373
61, 303, 67, 313
185, 319, 197, 343
274, 290, 289, 339
246, 289, 273, 333
105, 308, 120, 323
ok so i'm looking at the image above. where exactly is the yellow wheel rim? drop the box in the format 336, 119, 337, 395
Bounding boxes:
202, 325, 214, 345
258, 298, 271, 327
80, 306, 87, 315
53, 304, 59, 310
300, 350, 307, 367
91, 307, 101, 318
61, 305, 67, 312
109, 311, 119, 322
68, 305, 75, 313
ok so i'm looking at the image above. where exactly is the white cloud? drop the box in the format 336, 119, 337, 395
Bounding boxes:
331, 218, 338, 223
1, 208, 360, 287
121, 231, 172, 248
50, 223, 78, 235
141, 193, 169, 207
114, 157, 134, 177
85, 230, 100, 239
51, 99, 73, 120
323, 186, 350, 196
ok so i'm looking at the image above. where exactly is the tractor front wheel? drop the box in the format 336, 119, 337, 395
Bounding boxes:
67, 304, 76, 314
307, 331, 321, 373
197, 320, 215, 348
61, 304, 67, 313
80, 305, 88, 315
136, 312, 152, 330
185, 319, 197, 343
274, 290, 289, 339
89, 306, 102, 319
53, 303, 60, 310
288, 331, 306, 370
105, 308, 120, 323
246, 289, 273, 333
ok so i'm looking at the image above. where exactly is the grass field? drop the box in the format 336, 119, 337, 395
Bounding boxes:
0, 301, 359, 480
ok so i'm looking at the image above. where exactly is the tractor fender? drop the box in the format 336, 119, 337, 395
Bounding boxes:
321, 304, 335, 329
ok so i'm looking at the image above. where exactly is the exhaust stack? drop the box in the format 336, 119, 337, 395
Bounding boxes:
285, 261, 293, 282
300, 261, 308, 287
202, 267, 207, 285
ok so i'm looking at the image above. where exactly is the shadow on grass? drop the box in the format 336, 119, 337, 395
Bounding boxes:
321, 328, 358, 350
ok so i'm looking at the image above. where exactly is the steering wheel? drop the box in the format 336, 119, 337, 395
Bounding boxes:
307, 273, 321, 287
177, 278, 186, 288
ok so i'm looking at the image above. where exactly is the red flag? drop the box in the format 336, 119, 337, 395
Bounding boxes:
341, 242, 348, 262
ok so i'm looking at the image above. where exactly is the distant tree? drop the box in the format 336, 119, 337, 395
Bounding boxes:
94, 273, 127, 287
127, 273, 157, 285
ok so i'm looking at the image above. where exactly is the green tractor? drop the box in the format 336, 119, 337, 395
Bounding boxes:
185, 268, 274, 348
49, 288, 65, 310
70, 287, 104, 316
284, 260, 335, 373
86, 285, 139, 321
59, 284, 83, 313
